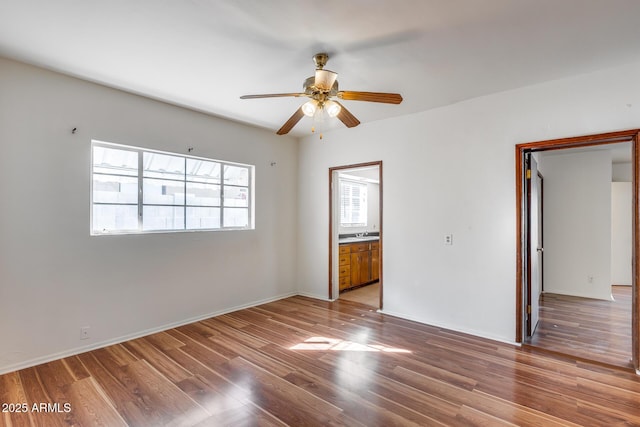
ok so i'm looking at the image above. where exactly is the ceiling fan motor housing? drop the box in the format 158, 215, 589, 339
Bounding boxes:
303, 76, 339, 97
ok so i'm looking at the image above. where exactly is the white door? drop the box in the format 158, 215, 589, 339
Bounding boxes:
536, 172, 543, 294
528, 155, 542, 335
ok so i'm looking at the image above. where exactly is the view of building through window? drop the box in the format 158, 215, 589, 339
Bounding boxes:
91, 141, 254, 234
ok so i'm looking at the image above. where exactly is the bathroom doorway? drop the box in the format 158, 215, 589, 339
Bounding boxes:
329, 161, 382, 309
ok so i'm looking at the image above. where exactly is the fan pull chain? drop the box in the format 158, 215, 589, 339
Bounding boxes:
312, 106, 326, 140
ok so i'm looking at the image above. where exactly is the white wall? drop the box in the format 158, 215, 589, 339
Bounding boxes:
613, 162, 633, 182
612, 181, 633, 285
539, 150, 612, 300
0, 58, 299, 374
297, 60, 640, 343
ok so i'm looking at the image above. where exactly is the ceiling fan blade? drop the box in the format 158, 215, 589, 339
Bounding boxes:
276, 107, 305, 135
335, 102, 361, 128
240, 93, 306, 99
337, 91, 403, 104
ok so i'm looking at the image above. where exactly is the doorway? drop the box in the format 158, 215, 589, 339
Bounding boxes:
328, 161, 382, 309
516, 129, 640, 372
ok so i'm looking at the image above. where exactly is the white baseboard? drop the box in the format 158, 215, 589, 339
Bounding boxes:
377, 308, 519, 347
295, 291, 332, 301
0, 291, 297, 376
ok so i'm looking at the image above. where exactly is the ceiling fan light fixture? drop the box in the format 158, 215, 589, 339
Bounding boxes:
240, 52, 402, 135
325, 100, 341, 118
315, 69, 338, 91
302, 100, 317, 117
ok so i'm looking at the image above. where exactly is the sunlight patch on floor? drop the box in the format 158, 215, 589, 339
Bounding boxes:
289, 336, 411, 353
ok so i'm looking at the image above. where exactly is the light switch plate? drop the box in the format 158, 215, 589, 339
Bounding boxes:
80, 326, 90, 340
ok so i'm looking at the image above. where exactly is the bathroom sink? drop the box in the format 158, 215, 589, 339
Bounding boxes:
339, 236, 379, 244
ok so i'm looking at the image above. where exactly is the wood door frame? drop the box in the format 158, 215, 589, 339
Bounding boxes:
328, 161, 383, 308
515, 129, 640, 372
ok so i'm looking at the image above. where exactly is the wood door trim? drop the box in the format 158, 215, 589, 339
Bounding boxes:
515, 128, 640, 371
538, 171, 544, 293
328, 161, 383, 308
525, 154, 532, 336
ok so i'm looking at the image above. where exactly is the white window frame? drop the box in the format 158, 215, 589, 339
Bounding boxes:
339, 179, 368, 227
91, 140, 254, 235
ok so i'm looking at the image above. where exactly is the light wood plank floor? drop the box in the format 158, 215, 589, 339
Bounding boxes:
527, 285, 633, 369
339, 282, 380, 308
2, 295, 640, 426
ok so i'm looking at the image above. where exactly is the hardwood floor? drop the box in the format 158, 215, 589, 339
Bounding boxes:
527, 285, 633, 369
2, 295, 640, 426
339, 282, 380, 308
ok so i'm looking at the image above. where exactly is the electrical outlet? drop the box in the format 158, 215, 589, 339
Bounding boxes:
80, 326, 90, 340
444, 234, 453, 245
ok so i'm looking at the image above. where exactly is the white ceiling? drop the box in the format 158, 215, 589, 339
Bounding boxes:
2, 1, 640, 136
540, 142, 632, 164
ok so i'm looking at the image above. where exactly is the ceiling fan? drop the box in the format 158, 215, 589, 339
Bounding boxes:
240, 53, 403, 136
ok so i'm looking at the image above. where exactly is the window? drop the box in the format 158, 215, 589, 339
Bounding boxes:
340, 179, 367, 227
91, 141, 254, 234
